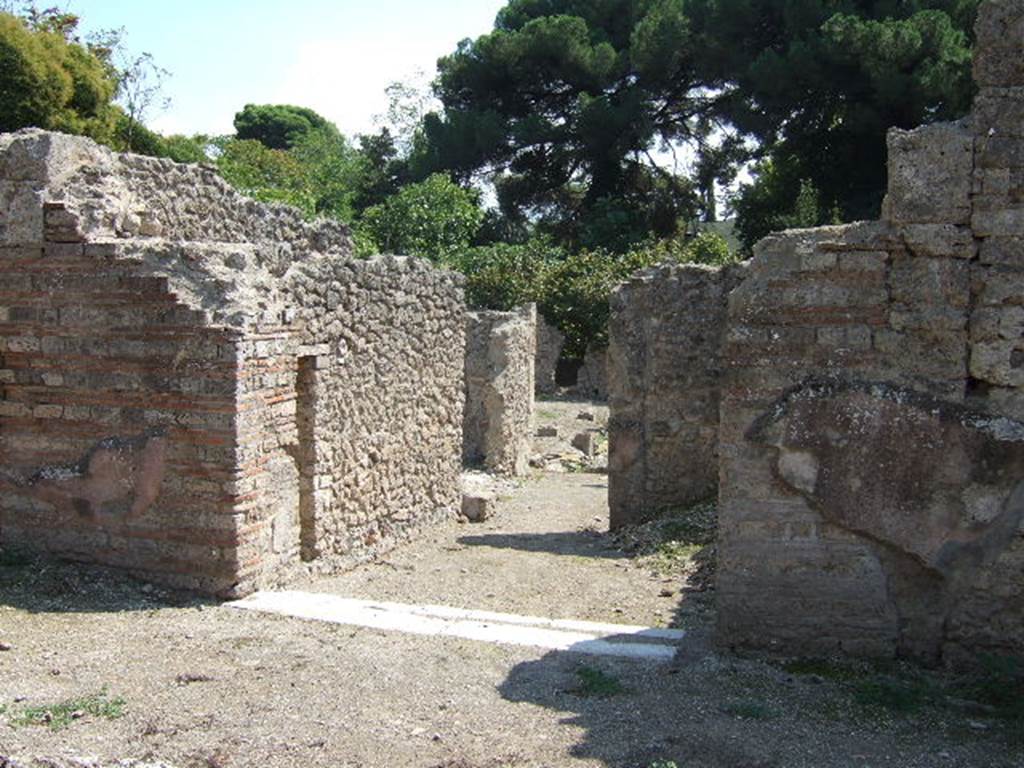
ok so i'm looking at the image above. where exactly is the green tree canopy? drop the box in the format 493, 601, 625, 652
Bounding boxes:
417, 0, 706, 251
215, 137, 317, 213
423, 0, 978, 251
457, 229, 736, 358
0, 10, 119, 139
686, 0, 978, 246
233, 103, 337, 150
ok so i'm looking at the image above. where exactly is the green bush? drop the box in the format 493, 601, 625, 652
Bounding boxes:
360, 173, 484, 262
455, 231, 737, 359
455, 239, 561, 311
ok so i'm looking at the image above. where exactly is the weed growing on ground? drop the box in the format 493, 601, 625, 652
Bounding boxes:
853, 676, 934, 715
0, 548, 31, 567
782, 657, 861, 682
572, 665, 627, 697
781, 653, 1024, 734
648, 761, 679, 768
10, 689, 125, 730
613, 499, 716, 553
651, 542, 704, 575
954, 654, 1024, 721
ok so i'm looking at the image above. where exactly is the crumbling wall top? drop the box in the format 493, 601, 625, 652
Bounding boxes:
0, 129, 466, 332
0, 129, 352, 255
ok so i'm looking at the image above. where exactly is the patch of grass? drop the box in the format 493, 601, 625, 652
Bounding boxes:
614, 499, 717, 555
722, 698, 774, 720
782, 657, 862, 682
10, 689, 125, 730
651, 541, 703, 575
853, 676, 932, 715
954, 654, 1024, 722
572, 665, 627, 697
0, 548, 32, 567
658, 506, 716, 547
783, 653, 1024, 728
648, 761, 679, 768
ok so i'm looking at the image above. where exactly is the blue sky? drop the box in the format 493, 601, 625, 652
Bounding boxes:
68, 0, 507, 138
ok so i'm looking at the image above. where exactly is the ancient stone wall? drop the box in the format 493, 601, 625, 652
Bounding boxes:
573, 346, 609, 401
607, 263, 747, 529
0, 130, 465, 596
715, 0, 1024, 665
1, 130, 349, 255
463, 305, 536, 476
291, 255, 465, 570
0, 236, 252, 594
534, 315, 564, 396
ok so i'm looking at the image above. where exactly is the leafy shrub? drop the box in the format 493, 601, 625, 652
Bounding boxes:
0, 11, 118, 140
455, 238, 561, 311
455, 231, 737, 359
214, 137, 317, 214
360, 173, 484, 262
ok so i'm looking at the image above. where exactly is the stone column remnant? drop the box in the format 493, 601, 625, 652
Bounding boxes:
607, 262, 747, 529
463, 304, 537, 476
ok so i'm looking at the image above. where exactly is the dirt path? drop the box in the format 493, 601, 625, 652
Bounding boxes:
298, 472, 687, 629
0, 455, 1020, 767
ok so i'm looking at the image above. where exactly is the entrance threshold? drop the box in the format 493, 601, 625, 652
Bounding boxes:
229, 590, 684, 662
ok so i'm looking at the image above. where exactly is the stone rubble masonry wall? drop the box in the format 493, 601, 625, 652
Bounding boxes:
574, 345, 609, 401
534, 314, 564, 396
463, 304, 536, 476
607, 262, 748, 529
291, 255, 465, 572
0, 129, 465, 596
716, 0, 1024, 665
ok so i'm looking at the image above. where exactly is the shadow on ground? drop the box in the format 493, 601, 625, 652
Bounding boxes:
457, 528, 629, 560
0, 552, 208, 614
496, 637, 782, 768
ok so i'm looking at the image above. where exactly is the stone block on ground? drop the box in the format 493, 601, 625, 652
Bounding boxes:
461, 492, 496, 523
572, 431, 599, 457
459, 471, 510, 523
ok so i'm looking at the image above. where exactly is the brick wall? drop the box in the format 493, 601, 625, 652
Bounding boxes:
715, 0, 1024, 664
0, 235, 250, 594
0, 130, 466, 596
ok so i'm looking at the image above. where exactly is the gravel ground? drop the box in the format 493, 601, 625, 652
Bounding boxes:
300, 473, 689, 630
0, 407, 1021, 768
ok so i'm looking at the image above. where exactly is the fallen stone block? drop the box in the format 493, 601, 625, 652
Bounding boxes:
536, 425, 558, 437
572, 431, 598, 456
461, 491, 496, 522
